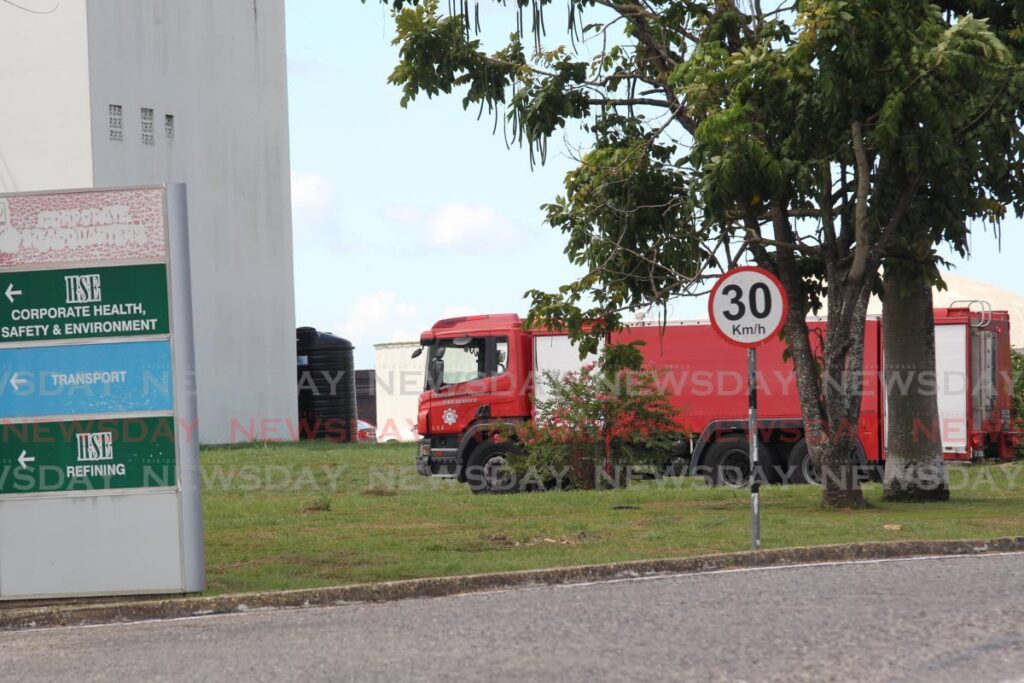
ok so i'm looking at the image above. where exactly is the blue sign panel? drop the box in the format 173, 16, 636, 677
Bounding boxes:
0, 341, 173, 419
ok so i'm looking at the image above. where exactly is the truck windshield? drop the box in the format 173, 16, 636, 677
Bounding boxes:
426, 337, 508, 389
440, 338, 487, 385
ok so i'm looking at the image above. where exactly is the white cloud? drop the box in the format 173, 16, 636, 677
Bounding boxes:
381, 204, 423, 225
381, 202, 525, 253
426, 203, 520, 251
292, 172, 334, 214
331, 294, 485, 359
335, 291, 420, 349
291, 172, 337, 244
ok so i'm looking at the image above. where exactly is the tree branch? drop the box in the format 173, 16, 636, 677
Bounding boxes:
849, 121, 872, 282
585, 96, 675, 108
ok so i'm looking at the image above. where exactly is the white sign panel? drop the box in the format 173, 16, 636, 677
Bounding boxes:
709, 266, 788, 348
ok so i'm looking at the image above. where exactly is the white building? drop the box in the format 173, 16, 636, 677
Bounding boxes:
374, 341, 423, 442
0, 0, 296, 442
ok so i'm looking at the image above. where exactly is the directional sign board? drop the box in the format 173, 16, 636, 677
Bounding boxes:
0, 416, 177, 495
0, 186, 203, 600
0, 264, 170, 343
0, 340, 174, 418
708, 266, 788, 348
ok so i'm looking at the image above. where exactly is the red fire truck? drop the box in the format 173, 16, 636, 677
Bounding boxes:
414, 305, 1018, 492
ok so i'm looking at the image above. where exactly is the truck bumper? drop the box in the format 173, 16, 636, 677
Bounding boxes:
416, 439, 459, 478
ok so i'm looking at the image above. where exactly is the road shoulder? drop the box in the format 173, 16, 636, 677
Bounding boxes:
3, 536, 1022, 632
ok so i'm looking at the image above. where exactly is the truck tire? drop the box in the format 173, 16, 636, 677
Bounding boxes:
787, 440, 870, 485
703, 441, 751, 487
465, 442, 520, 495
786, 440, 820, 485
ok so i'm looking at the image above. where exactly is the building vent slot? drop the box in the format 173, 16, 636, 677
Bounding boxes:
141, 108, 155, 146
108, 105, 123, 142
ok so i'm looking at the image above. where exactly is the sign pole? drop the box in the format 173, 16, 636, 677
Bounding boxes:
748, 347, 760, 550
709, 265, 787, 553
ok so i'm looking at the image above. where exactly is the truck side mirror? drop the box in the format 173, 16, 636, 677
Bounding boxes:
411, 347, 423, 359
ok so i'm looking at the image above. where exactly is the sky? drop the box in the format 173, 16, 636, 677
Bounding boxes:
285, 1, 1024, 367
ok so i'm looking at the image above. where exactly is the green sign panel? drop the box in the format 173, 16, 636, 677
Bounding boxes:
0, 264, 169, 344
0, 416, 177, 494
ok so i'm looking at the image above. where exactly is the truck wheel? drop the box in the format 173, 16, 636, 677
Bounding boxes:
465, 443, 520, 495
703, 441, 751, 487
788, 440, 872, 485
786, 441, 820, 485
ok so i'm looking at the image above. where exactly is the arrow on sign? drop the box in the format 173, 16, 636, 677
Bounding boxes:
17, 451, 34, 469
4, 283, 22, 304
9, 373, 27, 392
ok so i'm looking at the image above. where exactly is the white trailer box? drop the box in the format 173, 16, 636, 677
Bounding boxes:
374, 341, 424, 442
532, 333, 602, 408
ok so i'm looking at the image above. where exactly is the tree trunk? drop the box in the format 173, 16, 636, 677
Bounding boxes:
818, 273, 871, 510
882, 269, 950, 501
766, 208, 866, 508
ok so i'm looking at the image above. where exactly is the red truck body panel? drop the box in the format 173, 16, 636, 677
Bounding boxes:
612, 319, 886, 462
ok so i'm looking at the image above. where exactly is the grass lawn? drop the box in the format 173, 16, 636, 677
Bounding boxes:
201, 441, 1024, 595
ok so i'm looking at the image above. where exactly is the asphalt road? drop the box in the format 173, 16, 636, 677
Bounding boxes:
2, 553, 1023, 682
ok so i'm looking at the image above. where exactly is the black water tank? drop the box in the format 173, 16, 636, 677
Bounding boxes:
296, 327, 357, 441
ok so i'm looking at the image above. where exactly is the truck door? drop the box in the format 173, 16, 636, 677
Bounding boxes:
426, 336, 510, 435
971, 328, 999, 433
934, 324, 969, 457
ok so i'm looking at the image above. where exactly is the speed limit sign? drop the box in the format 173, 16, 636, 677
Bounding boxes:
708, 266, 789, 551
709, 266, 788, 347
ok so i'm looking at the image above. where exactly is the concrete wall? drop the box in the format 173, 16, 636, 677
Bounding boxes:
82, 0, 297, 443
0, 2, 94, 191
0, 0, 297, 443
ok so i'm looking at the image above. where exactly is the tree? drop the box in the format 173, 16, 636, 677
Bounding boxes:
880, 1, 1024, 501
380, 0, 1024, 508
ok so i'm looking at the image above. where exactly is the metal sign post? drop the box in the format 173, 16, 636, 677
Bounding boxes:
748, 347, 760, 549
709, 266, 788, 551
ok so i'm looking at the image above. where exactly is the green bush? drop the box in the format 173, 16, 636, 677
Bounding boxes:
511, 361, 684, 489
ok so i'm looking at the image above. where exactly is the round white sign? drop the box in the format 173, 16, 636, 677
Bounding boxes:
708, 267, 788, 348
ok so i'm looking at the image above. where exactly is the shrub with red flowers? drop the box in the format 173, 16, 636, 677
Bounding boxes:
511, 360, 684, 490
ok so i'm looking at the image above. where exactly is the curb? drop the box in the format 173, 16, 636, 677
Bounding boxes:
2, 536, 1022, 632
